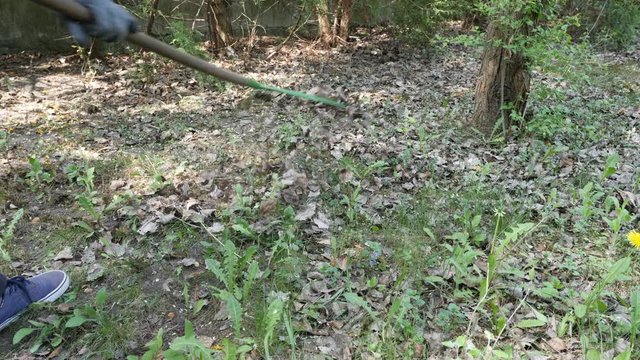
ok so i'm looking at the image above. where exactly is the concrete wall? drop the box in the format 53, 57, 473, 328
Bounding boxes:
0, 0, 299, 53
0, 1, 72, 53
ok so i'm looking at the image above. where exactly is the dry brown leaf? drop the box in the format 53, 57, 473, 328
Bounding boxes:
546, 337, 566, 352
295, 203, 317, 221
313, 213, 331, 230
138, 219, 159, 235
54, 247, 73, 261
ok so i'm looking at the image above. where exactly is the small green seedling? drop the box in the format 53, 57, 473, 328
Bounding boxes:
163, 320, 215, 360
25, 156, 53, 192
205, 240, 261, 337
64, 287, 109, 329
13, 316, 65, 353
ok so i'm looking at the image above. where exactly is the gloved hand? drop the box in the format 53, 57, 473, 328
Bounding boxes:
66, 0, 138, 46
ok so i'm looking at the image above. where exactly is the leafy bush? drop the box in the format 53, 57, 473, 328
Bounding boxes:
167, 20, 220, 87
595, 0, 640, 48
168, 20, 207, 59
566, 0, 640, 49
389, 0, 466, 43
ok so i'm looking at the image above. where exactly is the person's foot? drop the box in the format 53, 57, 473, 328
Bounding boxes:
0, 270, 70, 331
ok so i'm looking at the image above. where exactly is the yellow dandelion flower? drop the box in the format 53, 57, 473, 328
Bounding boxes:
628, 230, 640, 249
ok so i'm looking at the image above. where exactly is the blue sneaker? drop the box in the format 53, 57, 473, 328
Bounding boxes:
0, 270, 70, 331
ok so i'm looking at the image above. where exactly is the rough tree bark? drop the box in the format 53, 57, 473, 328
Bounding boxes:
337, 0, 354, 40
471, 21, 530, 135
316, 0, 355, 46
206, 0, 233, 50
316, 0, 334, 46
145, 0, 161, 35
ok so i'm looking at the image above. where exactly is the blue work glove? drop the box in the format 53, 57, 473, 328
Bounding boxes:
66, 0, 138, 46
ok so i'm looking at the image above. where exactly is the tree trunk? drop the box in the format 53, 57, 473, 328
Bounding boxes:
471, 21, 530, 135
206, 0, 233, 50
337, 0, 354, 40
316, 0, 354, 46
316, 0, 334, 46
145, 0, 161, 35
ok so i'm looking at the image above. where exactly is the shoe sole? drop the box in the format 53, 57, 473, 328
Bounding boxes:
0, 271, 70, 331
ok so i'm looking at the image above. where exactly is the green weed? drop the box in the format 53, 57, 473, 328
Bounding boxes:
164, 320, 215, 360
205, 239, 261, 337
571, 257, 632, 355
261, 292, 287, 359
127, 327, 163, 360
25, 156, 53, 192
275, 117, 305, 150
0, 130, 7, 149
340, 184, 362, 224
65, 164, 102, 224
269, 206, 300, 258
0, 208, 23, 262
13, 314, 65, 353
13, 288, 130, 355
64, 288, 111, 329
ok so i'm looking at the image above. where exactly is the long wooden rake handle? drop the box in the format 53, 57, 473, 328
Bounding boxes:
32, 0, 347, 108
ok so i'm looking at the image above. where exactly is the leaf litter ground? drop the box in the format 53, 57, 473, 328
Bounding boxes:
0, 31, 639, 358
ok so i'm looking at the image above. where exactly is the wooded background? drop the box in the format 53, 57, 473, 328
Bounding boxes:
0, 1, 299, 51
